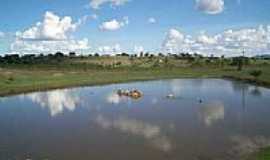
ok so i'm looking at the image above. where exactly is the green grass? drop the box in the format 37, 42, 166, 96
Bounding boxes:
256, 148, 270, 160
0, 57, 270, 96
247, 147, 270, 160
0, 67, 225, 96
222, 65, 270, 86
0, 64, 270, 96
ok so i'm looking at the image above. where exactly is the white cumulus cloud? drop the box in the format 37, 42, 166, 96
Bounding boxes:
196, 0, 224, 14
98, 44, 121, 54
162, 28, 189, 53
197, 32, 217, 45
89, 0, 130, 9
16, 11, 78, 41
162, 25, 270, 56
99, 17, 128, 31
11, 11, 90, 54
11, 38, 90, 54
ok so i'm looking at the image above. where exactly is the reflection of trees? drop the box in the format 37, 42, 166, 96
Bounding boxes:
191, 79, 204, 88
230, 81, 250, 94
199, 101, 225, 126
95, 115, 173, 152
22, 89, 79, 117
250, 87, 262, 97
230, 81, 248, 127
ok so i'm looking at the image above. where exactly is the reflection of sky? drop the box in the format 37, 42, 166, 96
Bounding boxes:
0, 79, 270, 159
95, 115, 172, 152
170, 79, 235, 100
106, 92, 130, 105
106, 93, 121, 104
21, 89, 80, 117
199, 101, 225, 126
170, 79, 183, 96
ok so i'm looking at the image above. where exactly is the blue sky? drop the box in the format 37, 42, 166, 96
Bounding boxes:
0, 0, 270, 56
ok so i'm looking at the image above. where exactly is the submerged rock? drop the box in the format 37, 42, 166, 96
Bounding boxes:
117, 89, 143, 99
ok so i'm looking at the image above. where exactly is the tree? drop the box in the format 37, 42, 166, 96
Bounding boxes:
164, 56, 169, 66
4, 54, 20, 64
238, 57, 245, 71
21, 54, 35, 64
144, 52, 149, 57
233, 57, 243, 71
249, 70, 262, 80
121, 52, 129, 57
158, 53, 164, 57
55, 52, 64, 58
69, 52, 76, 57
220, 55, 225, 68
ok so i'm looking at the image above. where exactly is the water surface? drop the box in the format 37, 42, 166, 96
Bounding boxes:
0, 79, 270, 160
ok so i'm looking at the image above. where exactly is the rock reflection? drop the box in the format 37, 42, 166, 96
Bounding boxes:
95, 115, 172, 152
22, 89, 80, 117
199, 101, 225, 126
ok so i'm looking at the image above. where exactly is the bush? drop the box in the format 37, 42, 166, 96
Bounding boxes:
8, 76, 14, 81
249, 70, 262, 79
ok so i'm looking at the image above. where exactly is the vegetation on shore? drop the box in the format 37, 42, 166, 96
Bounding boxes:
256, 147, 270, 160
247, 147, 270, 160
0, 52, 270, 96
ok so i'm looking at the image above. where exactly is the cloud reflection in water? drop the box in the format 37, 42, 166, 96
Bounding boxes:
199, 101, 225, 126
95, 115, 172, 152
106, 92, 122, 104
22, 89, 80, 117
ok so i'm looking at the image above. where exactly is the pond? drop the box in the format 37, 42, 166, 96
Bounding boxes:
0, 79, 270, 160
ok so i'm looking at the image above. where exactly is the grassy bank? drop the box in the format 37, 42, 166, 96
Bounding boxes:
0, 67, 224, 96
1, 55, 270, 96
256, 147, 270, 160
247, 147, 270, 160
0, 64, 270, 96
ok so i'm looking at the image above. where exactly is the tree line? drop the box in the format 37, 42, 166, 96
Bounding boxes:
0, 51, 268, 68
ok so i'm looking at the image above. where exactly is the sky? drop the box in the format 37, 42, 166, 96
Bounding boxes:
0, 0, 270, 56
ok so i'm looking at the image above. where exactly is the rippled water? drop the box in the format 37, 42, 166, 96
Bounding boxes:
0, 79, 270, 160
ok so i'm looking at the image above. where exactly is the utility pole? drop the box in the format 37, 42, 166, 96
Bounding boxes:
242, 49, 245, 68
237, 49, 245, 71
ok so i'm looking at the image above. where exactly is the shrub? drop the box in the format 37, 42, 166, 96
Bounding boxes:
8, 76, 14, 81
249, 70, 262, 79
